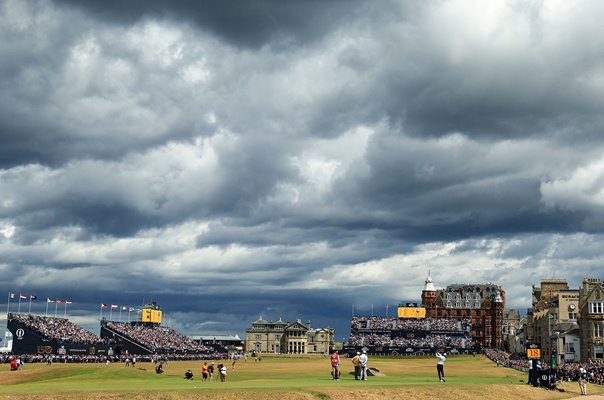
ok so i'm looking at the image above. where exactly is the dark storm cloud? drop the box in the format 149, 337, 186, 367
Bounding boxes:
55, 0, 373, 48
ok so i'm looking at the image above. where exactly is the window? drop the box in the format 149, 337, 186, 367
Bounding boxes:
446, 301, 452, 308
591, 302, 604, 314
466, 294, 472, 300
475, 301, 481, 308
594, 322, 604, 338
595, 345, 604, 359
465, 301, 471, 308
475, 294, 481, 300
568, 312, 577, 320
255, 335, 261, 340
455, 301, 461, 308
446, 293, 452, 300
456, 294, 461, 300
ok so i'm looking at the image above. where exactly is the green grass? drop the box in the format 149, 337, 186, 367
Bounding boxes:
0, 355, 600, 400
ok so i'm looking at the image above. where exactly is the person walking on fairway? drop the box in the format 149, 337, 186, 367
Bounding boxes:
436, 351, 446, 382
359, 350, 368, 381
330, 350, 340, 380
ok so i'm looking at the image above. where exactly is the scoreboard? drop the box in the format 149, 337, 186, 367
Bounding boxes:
398, 303, 426, 319
527, 348, 541, 359
140, 302, 163, 324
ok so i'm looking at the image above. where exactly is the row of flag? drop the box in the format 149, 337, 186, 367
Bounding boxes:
100, 304, 141, 312
9, 293, 72, 304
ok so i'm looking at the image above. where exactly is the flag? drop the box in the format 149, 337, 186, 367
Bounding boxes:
19, 294, 27, 299
9, 293, 16, 299
47, 298, 53, 303
129, 307, 135, 312
111, 305, 118, 309
30, 295, 37, 300
66, 300, 72, 304
56, 300, 64, 305
101, 304, 109, 309
122, 306, 128, 311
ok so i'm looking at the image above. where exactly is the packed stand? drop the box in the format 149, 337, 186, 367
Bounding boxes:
103, 321, 214, 353
351, 316, 471, 333
351, 316, 470, 333
348, 332, 472, 349
9, 313, 106, 345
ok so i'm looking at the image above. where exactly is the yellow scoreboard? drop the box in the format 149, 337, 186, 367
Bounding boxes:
141, 306, 163, 324
398, 306, 426, 319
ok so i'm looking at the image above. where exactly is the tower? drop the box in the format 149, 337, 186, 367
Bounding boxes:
421, 271, 437, 309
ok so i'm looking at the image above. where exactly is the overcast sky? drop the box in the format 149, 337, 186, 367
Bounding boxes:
2, 0, 604, 340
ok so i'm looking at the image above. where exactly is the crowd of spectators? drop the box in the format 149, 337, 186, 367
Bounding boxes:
555, 360, 604, 385
348, 332, 472, 349
351, 316, 470, 333
482, 348, 529, 371
9, 313, 106, 345
483, 348, 604, 385
104, 321, 214, 353
0, 352, 226, 364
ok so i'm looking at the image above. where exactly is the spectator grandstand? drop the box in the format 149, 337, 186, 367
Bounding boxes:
346, 315, 473, 354
102, 321, 215, 353
351, 316, 470, 333
9, 313, 106, 345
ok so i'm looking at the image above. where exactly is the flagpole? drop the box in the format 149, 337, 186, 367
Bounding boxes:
4, 293, 10, 352
119, 307, 122, 322
55, 301, 58, 317
17, 296, 21, 314
128, 308, 131, 322
64, 302, 67, 317
100, 306, 103, 321
110, 307, 113, 321
28, 297, 32, 314
46, 299, 49, 317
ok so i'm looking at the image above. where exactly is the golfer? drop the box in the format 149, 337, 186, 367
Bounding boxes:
436, 351, 446, 382
330, 350, 340, 380
359, 350, 368, 381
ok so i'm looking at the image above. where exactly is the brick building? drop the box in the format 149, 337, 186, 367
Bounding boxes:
421, 274, 505, 348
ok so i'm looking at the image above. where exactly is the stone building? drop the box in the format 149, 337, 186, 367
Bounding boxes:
421, 274, 505, 347
502, 309, 525, 354
533, 289, 579, 365
527, 279, 571, 347
244, 317, 334, 354
579, 277, 604, 361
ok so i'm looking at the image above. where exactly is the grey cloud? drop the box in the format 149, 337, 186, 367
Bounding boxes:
54, 0, 376, 49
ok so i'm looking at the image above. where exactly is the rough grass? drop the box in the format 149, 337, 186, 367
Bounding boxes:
0, 355, 601, 400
